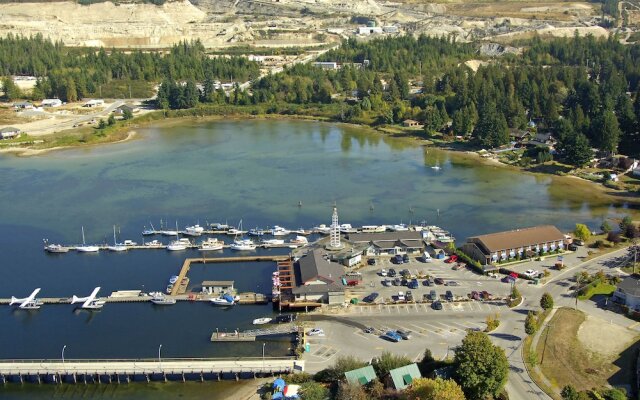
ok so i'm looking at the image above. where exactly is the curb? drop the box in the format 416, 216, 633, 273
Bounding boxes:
522, 307, 560, 399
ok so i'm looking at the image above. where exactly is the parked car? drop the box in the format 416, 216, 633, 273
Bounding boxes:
452, 263, 464, 271
397, 291, 405, 301
382, 279, 392, 287
524, 269, 540, 278
423, 293, 431, 301
445, 290, 454, 302
408, 279, 419, 289
480, 291, 492, 300
406, 290, 414, 302
388, 268, 397, 277
307, 328, 324, 336
470, 291, 481, 300
421, 251, 432, 263
445, 255, 458, 264
379, 269, 388, 277
401, 278, 408, 286
422, 279, 433, 287
363, 292, 379, 303
393, 277, 402, 286
434, 278, 445, 285
568, 243, 578, 251
429, 290, 437, 301
382, 331, 402, 342
393, 254, 403, 264
501, 276, 516, 283
395, 330, 412, 340
364, 327, 375, 334
400, 269, 411, 277
573, 239, 584, 246
367, 258, 376, 265
432, 301, 443, 310
402, 254, 409, 263
447, 281, 459, 286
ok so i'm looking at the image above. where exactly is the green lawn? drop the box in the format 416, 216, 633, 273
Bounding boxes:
577, 282, 616, 300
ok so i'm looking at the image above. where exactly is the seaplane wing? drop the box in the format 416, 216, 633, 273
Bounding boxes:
71, 287, 101, 308
10, 288, 42, 309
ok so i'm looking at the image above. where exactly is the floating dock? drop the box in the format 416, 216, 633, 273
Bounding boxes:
210, 324, 300, 342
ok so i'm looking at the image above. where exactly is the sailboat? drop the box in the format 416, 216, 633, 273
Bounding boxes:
76, 226, 100, 253
167, 222, 188, 251
142, 222, 157, 236
107, 225, 128, 252
229, 220, 256, 251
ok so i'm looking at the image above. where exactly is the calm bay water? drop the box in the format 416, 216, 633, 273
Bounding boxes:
0, 119, 632, 398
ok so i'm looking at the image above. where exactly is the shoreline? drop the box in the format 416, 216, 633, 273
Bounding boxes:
1, 110, 637, 205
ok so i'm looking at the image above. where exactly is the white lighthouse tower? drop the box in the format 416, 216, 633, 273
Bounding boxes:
327, 205, 343, 250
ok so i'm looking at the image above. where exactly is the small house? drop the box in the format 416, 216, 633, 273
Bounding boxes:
0, 127, 21, 139
41, 99, 62, 108
613, 275, 640, 312
201, 280, 234, 295
13, 101, 33, 110
386, 363, 422, 390
83, 99, 104, 108
358, 26, 383, 35
403, 119, 420, 128
509, 129, 531, 142
344, 365, 377, 386
114, 104, 137, 115
313, 62, 338, 70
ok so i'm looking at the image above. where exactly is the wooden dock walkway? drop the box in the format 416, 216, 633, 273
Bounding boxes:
210, 325, 300, 342
0, 357, 304, 378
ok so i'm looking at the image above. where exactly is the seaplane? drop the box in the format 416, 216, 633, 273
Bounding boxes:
10, 288, 43, 310
71, 287, 105, 310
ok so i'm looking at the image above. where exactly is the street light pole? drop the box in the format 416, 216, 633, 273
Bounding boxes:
262, 343, 266, 371
158, 344, 163, 370
62, 345, 67, 364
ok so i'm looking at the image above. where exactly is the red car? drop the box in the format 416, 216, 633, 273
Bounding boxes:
445, 255, 458, 264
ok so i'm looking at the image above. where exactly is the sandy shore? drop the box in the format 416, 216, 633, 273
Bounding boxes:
0, 130, 138, 157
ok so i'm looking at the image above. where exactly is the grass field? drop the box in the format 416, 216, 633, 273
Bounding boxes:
536, 308, 639, 392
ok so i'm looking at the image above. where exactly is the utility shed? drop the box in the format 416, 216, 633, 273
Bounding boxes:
201, 280, 234, 295
388, 363, 422, 390
344, 365, 377, 386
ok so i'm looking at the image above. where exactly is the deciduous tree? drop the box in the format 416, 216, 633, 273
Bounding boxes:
407, 378, 466, 400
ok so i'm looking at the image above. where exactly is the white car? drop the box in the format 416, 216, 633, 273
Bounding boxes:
524, 269, 539, 277
397, 291, 405, 301
307, 328, 324, 336
379, 269, 388, 277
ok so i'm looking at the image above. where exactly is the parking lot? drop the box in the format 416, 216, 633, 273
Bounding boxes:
347, 254, 511, 305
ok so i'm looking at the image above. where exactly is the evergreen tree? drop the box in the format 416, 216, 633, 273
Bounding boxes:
564, 133, 593, 167
473, 107, 509, 148
107, 114, 116, 126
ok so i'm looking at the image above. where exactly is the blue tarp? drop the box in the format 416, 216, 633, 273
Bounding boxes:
273, 378, 286, 391
272, 392, 284, 399
222, 294, 235, 303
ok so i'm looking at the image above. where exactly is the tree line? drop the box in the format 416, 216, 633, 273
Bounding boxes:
0, 34, 260, 102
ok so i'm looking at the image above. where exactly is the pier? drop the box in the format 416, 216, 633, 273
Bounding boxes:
210, 325, 300, 342
0, 357, 303, 384
170, 255, 290, 296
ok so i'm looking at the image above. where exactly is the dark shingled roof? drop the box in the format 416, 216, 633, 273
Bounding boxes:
468, 225, 565, 253
298, 249, 344, 284
291, 282, 344, 295
618, 275, 640, 297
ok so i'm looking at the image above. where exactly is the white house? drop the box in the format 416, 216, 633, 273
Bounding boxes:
358, 26, 383, 35
83, 99, 104, 108
41, 99, 62, 108
313, 62, 338, 70
0, 127, 21, 139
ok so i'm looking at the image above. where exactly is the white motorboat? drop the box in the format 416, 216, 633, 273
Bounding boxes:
169, 275, 179, 284
431, 161, 441, 171
249, 228, 266, 236
167, 240, 187, 251
107, 225, 128, 252
165, 284, 174, 294
262, 238, 285, 246
211, 294, 235, 306
361, 225, 387, 233
144, 239, 164, 248
167, 223, 188, 250
199, 237, 224, 251
389, 224, 409, 232
142, 223, 157, 236
339, 224, 358, 233
185, 224, 205, 234
270, 225, 291, 236
150, 293, 176, 305
230, 238, 256, 251
313, 224, 331, 234
289, 236, 308, 246
76, 226, 100, 252
252, 317, 272, 325
226, 228, 248, 235
161, 229, 179, 236
43, 241, 69, 253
